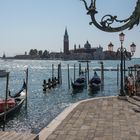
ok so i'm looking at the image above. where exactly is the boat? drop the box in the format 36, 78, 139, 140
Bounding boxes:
0, 81, 26, 121
0, 70, 7, 77
9, 81, 26, 98
71, 72, 86, 91
89, 71, 101, 91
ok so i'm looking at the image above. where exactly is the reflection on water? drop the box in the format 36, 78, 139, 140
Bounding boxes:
0, 59, 139, 133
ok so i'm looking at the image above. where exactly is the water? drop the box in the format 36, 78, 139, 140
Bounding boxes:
0, 59, 139, 133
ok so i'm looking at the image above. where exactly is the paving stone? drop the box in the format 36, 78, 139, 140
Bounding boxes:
43, 97, 140, 140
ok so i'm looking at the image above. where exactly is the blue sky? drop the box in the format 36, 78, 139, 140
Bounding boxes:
0, 0, 139, 57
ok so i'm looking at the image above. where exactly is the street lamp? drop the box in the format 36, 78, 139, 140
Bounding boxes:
119, 32, 125, 96
130, 42, 136, 56
117, 37, 136, 97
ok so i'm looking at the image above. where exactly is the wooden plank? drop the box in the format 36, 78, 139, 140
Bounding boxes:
2, 131, 17, 139
23, 134, 38, 140
10, 133, 23, 140
0, 131, 39, 140
0, 131, 10, 139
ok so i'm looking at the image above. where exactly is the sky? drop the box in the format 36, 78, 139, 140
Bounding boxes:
0, 0, 139, 57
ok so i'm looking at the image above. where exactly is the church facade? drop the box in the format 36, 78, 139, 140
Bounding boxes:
62, 28, 104, 60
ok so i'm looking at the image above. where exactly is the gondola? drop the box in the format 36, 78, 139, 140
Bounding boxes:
71, 73, 86, 91
9, 81, 26, 98
0, 81, 26, 121
89, 71, 101, 91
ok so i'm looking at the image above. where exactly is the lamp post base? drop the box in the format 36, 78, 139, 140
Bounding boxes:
118, 89, 127, 100
118, 94, 127, 100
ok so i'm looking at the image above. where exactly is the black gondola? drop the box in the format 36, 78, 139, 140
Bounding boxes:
0, 81, 26, 121
89, 71, 101, 91
71, 73, 86, 91
9, 81, 26, 98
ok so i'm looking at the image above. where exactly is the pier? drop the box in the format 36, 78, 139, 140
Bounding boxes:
39, 96, 140, 140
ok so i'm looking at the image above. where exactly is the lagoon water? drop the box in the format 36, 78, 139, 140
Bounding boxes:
0, 59, 139, 133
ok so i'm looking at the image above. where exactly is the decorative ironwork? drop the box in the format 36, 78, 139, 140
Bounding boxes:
81, 0, 140, 32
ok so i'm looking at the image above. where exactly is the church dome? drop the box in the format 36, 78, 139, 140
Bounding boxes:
84, 41, 91, 49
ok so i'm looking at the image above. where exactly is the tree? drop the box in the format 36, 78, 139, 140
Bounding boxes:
29, 49, 38, 55
38, 50, 43, 56
42, 50, 49, 58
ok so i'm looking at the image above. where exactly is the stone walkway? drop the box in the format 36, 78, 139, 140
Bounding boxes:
39, 96, 140, 140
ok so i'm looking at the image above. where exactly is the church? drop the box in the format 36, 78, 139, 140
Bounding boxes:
62, 28, 104, 60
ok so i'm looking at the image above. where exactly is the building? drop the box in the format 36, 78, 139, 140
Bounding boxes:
63, 28, 69, 54
5, 28, 132, 60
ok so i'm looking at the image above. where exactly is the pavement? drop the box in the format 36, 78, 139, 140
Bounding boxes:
39, 96, 140, 140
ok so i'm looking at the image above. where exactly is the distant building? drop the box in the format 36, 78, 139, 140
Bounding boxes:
63, 28, 69, 54
71, 41, 96, 54
103, 42, 118, 60
62, 28, 105, 60
8, 28, 132, 60
94, 45, 104, 60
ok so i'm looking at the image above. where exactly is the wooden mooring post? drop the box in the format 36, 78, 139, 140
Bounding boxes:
60, 63, 62, 84
117, 64, 119, 86
100, 61, 104, 86
25, 68, 28, 108
87, 61, 89, 84
68, 64, 70, 89
52, 64, 54, 79
58, 63, 60, 84
74, 64, 76, 82
79, 63, 81, 76
3, 72, 9, 131
43, 64, 61, 91
58, 63, 62, 85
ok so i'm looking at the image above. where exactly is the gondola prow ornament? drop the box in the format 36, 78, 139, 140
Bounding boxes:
81, 0, 140, 32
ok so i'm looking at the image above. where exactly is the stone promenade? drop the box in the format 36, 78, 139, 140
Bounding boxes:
39, 96, 140, 140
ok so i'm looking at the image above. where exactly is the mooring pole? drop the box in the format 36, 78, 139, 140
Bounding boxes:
134, 66, 137, 94
57, 64, 60, 84
68, 64, 70, 89
25, 68, 28, 108
87, 61, 89, 84
60, 63, 62, 85
3, 72, 9, 131
74, 64, 76, 82
79, 63, 81, 76
117, 64, 119, 86
52, 64, 54, 79
100, 61, 104, 86
85, 68, 87, 88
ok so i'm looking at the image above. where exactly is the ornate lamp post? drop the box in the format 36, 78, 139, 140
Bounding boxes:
119, 32, 125, 96
81, 0, 140, 32
117, 33, 136, 97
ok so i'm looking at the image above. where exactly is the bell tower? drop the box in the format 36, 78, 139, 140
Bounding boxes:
63, 28, 69, 54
